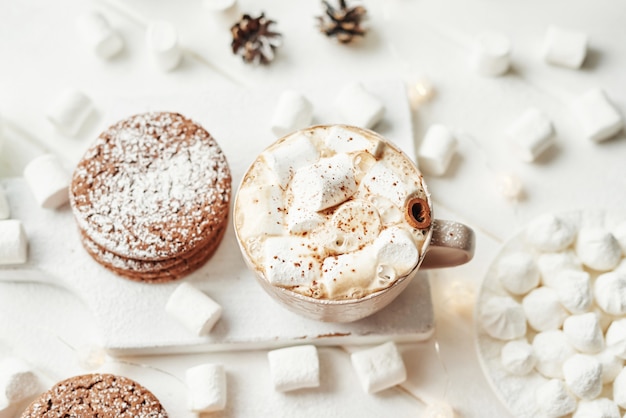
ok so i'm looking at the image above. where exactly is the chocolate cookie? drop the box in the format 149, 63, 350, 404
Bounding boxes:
70, 112, 231, 282
21, 373, 168, 417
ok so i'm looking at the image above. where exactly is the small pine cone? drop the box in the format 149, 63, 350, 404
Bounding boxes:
317, 0, 367, 44
231, 13, 282, 65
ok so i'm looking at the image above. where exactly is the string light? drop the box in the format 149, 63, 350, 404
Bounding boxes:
423, 400, 455, 418
408, 78, 436, 110
76, 344, 107, 371
496, 173, 524, 202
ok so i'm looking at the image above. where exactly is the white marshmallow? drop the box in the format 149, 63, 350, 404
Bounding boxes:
0, 187, 9, 220
480, 296, 527, 340
165, 283, 222, 336
571, 89, 623, 142
536, 379, 577, 418
185, 363, 226, 412
537, 251, 583, 288
573, 398, 620, 418
553, 270, 592, 314
264, 133, 319, 189
146, 21, 182, 71
46, 89, 94, 136
417, 124, 457, 176
0, 358, 39, 405
358, 161, 418, 209
271, 91, 313, 137
329, 199, 381, 252
500, 339, 535, 375
563, 313, 604, 354
543, 26, 588, 69
594, 271, 626, 315
321, 247, 378, 299
335, 83, 385, 129
0, 220, 28, 265
286, 207, 324, 234
526, 214, 577, 253
470, 32, 511, 76
324, 125, 384, 156
576, 227, 622, 271
613, 222, 626, 255
23, 154, 70, 209
75, 12, 124, 60
496, 251, 540, 295
496, 173, 524, 201
235, 184, 284, 237
606, 319, 626, 359
374, 227, 419, 277
522, 287, 568, 332
367, 195, 401, 226
533, 330, 576, 379
563, 354, 602, 400
203, 0, 237, 12
506, 108, 555, 162
613, 367, 626, 408
351, 341, 407, 394
593, 350, 623, 384
263, 236, 321, 287
267, 345, 319, 392
291, 153, 356, 212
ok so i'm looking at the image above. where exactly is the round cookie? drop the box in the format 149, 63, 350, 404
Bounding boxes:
21, 373, 168, 417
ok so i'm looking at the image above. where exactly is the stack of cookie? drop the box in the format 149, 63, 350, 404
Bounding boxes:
69, 112, 231, 283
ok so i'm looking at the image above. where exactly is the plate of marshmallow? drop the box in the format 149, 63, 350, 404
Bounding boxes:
475, 210, 626, 418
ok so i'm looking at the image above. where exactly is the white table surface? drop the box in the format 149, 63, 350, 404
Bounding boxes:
1, 0, 625, 416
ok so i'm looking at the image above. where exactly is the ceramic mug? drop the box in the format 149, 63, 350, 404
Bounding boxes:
234, 125, 475, 322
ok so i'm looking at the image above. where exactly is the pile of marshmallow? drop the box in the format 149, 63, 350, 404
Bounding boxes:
480, 212, 626, 417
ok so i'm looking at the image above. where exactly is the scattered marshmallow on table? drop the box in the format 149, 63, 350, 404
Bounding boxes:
0, 220, 28, 265
270, 91, 313, 137
573, 398, 620, 418
350, 341, 406, 394
522, 287, 567, 332
543, 25, 588, 69
593, 350, 623, 384
496, 251, 540, 295
75, 11, 124, 60
46, 89, 94, 136
536, 379, 577, 418
525, 213, 577, 252
267, 345, 319, 392
146, 21, 182, 71
0, 187, 9, 220
480, 296, 526, 340
165, 282, 222, 336
0, 358, 39, 405
500, 339, 536, 375
533, 330, 576, 379
594, 271, 626, 316
563, 354, 603, 400
417, 124, 457, 176
185, 363, 226, 412
576, 227, 622, 271
335, 83, 385, 129
563, 313, 604, 354
23, 154, 70, 209
203, 0, 237, 11
553, 270, 592, 314
506, 108, 555, 163
571, 89, 623, 142
606, 319, 626, 359
470, 32, 511, 76
537, 251, 583, 288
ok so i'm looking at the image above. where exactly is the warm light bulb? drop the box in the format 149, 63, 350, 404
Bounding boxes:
496, 173, 523, 201
423, 401, 455, 418
77, 345, 106, 370
408, 78, 435, 109
444, 280, 475, 317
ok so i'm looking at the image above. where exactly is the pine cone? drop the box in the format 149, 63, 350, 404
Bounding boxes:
317, 0, 367, 44
231, 13, 282, 65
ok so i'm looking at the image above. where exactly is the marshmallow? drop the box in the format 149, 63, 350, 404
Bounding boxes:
75, 12, 124, 60
324, 125, 384, 156
563, 313, 604, 354
594, 271, 626, 315
0, 187, 9, 220
417, 124, 457, 176
0, 358, 39, 405
321, 247, 378, 299
235, 184, 284, 237
526, 214, 577, 253
470, 32, 511, 76
480, 296, 526, 340
552, 270, 592, 314
571, 89, 623, 142
185, 363, 226, 412
271, 91, 313, 137
500, 339, 535, 375
613, 367, 626, 408
573, 398, 620, 418
533, 330, 576, 379
606, 319, 626, 359
593, 350, 623, 384
522, 287, 568, 332
286, 207, 324, 234
374, 227, 420, 278
536, 379, 577, 418
203, 0, 237, 11
613, 222, 626, 255
563, 354, 603, 400
537, 251, 583, 288
335, 83, 385, 129
146, 21, 182, 71
496, 251, 540, 295
543, 26, 588, 69
576, 227, 622, 271
0, 220, 28, 265
291, 153, 357, 212
329, 199, 381, 252
268, 345, 319, 392
77, 345, 106, 370
506, 108, 555, 162
165, 283, 222, 336
263, 133, 319, 188
367, 195, 401, 226
23, 154, 70, 209
496, 173, 524, 201
358, 161, 418, 209
264, 236, 321, 287
46, 89, 94, 136
351, 341, 406, 394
